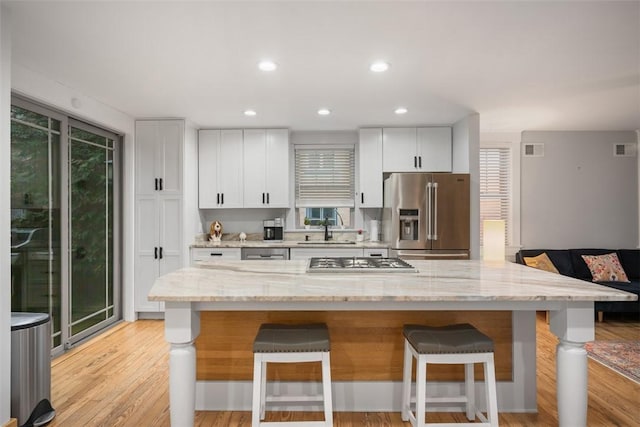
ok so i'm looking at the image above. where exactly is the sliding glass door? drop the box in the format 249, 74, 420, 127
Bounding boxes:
67, 121, 120, 344
10, 97, 121, 352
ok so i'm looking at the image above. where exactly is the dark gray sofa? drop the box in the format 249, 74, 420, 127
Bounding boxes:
515, 249, 639, 321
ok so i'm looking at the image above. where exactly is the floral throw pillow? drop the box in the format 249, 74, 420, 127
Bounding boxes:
581, 253, 630, 282
523, 252, 559, 274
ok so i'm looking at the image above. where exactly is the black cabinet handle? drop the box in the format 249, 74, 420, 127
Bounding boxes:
361, 193, 364, 204
262, 193, 265, 204
159, 178, 163, 191
414, 156, 417, 168
155, 178, 158, 191
210, 253, 223, 257
418, 156, 422, 168
159, 247, 163, 259
217, 193, 220, 204
266, 193, 270, 204
154, 247, 158, 259
221, 193, 224, 204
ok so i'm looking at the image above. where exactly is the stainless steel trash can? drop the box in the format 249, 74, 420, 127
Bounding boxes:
11, 313, 56, 427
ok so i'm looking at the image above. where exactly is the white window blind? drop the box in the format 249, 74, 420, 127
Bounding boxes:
295, 147, 355, 207
480, 147, 511, 245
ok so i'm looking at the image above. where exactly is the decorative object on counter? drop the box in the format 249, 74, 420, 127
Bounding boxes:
239, 232, 247, 243
370, 220, 380, 242
483, 219, 505, 261
304, 216, 311, 229
209, 220, 223, 243
356, 229, 364, 242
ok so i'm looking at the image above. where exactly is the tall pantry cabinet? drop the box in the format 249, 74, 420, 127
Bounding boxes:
134, 120, 184, 313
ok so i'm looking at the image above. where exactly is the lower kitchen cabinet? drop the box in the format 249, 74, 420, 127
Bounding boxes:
190, 247, 241, 265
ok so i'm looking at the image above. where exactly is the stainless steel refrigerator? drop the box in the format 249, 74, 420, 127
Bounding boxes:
383, 173, 470, 259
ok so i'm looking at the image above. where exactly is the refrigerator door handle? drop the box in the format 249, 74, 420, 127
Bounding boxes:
426, 182, 432, 240
433, 182, 439, 240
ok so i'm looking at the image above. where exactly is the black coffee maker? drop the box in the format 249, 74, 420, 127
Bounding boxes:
263, 218, 283, 241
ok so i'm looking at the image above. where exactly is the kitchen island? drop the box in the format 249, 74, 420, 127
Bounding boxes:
149, 259, 636, 426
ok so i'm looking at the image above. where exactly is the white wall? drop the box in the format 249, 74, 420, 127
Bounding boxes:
521, 131, 638, 249
1, 5, 12, 424
11, 64, 137, 321
453, 114, 480, 259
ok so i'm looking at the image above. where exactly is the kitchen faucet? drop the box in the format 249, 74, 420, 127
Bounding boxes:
324, 217, 332, 241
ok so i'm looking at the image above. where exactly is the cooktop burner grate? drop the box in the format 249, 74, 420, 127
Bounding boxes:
307, 257, 417, 273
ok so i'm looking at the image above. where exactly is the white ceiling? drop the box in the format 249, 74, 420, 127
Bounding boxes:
6, 1, 640, 132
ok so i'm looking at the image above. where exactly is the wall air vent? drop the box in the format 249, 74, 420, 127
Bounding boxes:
613, 143, 636, 157
523, 143, 544, 157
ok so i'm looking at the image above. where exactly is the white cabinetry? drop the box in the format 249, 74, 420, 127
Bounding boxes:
198, 129, 244, 208
135, 120, 184, 312
382, 127, 451, 172
416, 127, 452, 172
358, 128, 383, 208
190, 247, 241, 265
243, 129, 290, 208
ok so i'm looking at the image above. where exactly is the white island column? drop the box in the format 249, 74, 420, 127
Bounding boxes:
165, 302, 200, 427
549, 302, 594, 427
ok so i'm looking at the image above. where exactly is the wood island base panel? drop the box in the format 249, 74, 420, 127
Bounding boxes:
196, 311, 513, 382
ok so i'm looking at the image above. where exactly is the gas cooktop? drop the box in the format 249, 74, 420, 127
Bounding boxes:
306, 257, 417, 273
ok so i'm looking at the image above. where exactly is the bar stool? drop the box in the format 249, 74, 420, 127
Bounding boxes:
251, 323, 333, 427
401, 323, 498, 427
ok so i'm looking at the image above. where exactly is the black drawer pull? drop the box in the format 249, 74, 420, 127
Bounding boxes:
210, 253, 223, 256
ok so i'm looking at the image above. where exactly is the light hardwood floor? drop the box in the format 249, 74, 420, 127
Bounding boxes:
48, 312, 639, 426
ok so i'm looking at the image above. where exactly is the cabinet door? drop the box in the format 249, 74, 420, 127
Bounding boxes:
382, 128, 418, 172
198, 130, 221, 208
158, 120, 184, 195
417, 127, 452, 172
243, 129, 267, 208
218, 130, 244, 208
265, 129, 290, 208
134, 196, 161, 312
135, 121, 162, 196
358, 128, 383, 207
159, 195, 183, 274
136, 120, 183, 196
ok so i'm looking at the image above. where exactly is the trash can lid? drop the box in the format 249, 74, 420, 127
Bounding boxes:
11, 312, 50, 331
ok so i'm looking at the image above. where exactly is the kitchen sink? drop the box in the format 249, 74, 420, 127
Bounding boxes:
296, 241, 357, 245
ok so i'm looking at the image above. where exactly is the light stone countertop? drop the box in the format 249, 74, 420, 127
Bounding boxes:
190, 241, 390, 249
148, 259, 637, 303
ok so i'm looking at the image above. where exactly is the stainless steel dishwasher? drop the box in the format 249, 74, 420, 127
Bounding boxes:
241, 247, 290, 260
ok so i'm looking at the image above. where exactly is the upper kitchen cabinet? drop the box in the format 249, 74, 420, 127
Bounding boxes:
358, 128, 383, 208
382, 127, 452, 172
198, 129, 244, 208
416, 127, 452, 172
243, 129, 290, 208
135, 120, 183, 196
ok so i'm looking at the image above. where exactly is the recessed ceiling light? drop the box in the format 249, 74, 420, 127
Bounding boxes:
258, 60, 277, 71
244, 110, 257, 116
395, 107, 408, 115
370, 61, 390, 72
317, 108, 331, 116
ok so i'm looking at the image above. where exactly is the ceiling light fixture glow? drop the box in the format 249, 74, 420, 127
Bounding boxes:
317, 108, 331, 116
258, 60, 277, 71
244, 110, 257, 116
395, 107, 408, 115
370, 61, 390, 72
